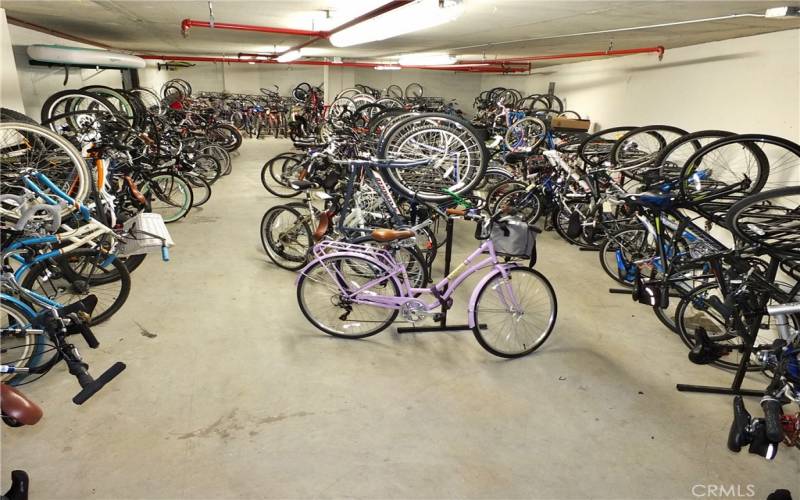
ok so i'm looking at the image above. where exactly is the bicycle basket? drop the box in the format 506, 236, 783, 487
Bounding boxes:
116, 213, 174, 257
490, 216, 537, 258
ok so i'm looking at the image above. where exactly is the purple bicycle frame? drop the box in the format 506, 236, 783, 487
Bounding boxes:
297, 238, 524, 329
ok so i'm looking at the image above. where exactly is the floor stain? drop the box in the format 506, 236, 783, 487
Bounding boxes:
177, 409, 238, 440
256, 411, 314, 425
188, 216, 219, 224
134, 321, 157, 339
176, 409, 312, 441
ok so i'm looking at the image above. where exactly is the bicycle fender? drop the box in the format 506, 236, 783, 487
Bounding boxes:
467, 263, 520, 329
294, 251, 396, 287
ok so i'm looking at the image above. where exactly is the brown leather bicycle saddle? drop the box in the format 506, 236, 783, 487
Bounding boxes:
1, 384, 43, 426
371, 228, 415, 242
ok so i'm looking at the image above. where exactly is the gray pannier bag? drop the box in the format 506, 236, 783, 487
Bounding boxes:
489, 216, 538, 258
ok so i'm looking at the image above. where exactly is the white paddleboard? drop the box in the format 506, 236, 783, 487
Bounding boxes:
27, 44, 146, 69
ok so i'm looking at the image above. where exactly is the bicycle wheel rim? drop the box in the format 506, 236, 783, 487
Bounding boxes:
261, 206, 312, 270
143, 174, 192, 222
473, 267, 557, 357
297, 255, 399, 338
0, 301, 36, 382
0, 122, 89, 219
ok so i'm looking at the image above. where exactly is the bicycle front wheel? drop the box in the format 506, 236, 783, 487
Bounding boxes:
185, 173, 212, 207
471, 267, 557, 358
141, 173, 193, 223
260, 205, 313, 271
21, 249, 132, 325
0, 300, 36, 383
297, 255, 400, 339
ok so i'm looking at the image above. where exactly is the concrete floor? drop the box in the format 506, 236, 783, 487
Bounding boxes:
3, 139, 798, 499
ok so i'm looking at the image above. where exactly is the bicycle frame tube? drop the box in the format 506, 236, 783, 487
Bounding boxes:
0, 293, 38, 319
28, 172, 92, 221
336, 164, 406, 235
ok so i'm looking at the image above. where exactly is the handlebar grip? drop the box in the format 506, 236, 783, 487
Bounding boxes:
72, 362, 126, 405
79, 322, 100, 349
161, 246, 170, 262
728, 396, 751, 452
446, 208, 466, 216
761, 397, 785, 444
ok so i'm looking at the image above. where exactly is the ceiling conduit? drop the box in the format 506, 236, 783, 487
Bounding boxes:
138, 45, 664, 73
137, 54, 530, 73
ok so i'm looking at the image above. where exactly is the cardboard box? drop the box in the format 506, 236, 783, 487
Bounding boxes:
551, 117, 591, 132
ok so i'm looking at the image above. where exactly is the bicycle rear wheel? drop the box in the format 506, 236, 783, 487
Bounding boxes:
725, 186, 800, 261
471, 267, 557, 358
296, 255, 400, 338
0, 122, 90, 220
260, 205, 313, 271
378, 120, 487, 202
261, 154, 304, 198
675, 282, 789, 371
22, 249, 132, 325
141, 173, 193, 223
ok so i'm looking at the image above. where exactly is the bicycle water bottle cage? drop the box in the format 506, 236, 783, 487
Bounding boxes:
688, 327, 732, 365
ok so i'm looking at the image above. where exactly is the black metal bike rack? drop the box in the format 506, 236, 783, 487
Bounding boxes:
397, 217, 475, 335
676, 321, 765, 398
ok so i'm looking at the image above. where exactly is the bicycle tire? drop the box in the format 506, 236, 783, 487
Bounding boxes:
678, 134, 781, 203
22, 249, 131, 325
260, 205, 313, 271
725, 185, 800, 260
674, 282, 792, 371
185, 173, 212, 206
377, 117, 488, 202
297, 254, 400, 339
471, 267, 557, 358
140, 172, 193, 223
0, 300, 37, 383
0, 121, 91, 220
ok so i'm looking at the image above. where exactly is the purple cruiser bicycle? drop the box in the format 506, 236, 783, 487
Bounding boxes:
296, 208, 557, 358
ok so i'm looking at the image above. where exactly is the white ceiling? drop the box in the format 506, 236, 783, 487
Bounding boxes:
4, 1, 800, 66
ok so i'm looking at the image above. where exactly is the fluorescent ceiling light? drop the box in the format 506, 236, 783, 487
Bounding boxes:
398, 53, 457, 66
276, 50, 303, 63
329, 0, 464, 47
375, 65, 401, 70
765, 6, 800, 17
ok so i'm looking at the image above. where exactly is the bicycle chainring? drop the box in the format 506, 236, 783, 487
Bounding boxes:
400, 299, 428, 322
